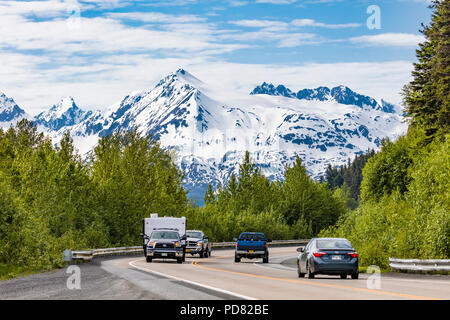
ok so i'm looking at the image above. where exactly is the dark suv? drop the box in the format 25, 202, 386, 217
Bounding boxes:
233, 232, 271, 263
297, 238, 359, 279
144, 229, 185, 264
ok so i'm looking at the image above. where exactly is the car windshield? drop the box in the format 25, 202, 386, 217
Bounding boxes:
187, 232, 202, 238
316, 239, 353, 249
239, 234, 266, 241
150, 231, 180, 240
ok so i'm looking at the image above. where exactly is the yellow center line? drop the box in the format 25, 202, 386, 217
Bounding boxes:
192, 256, 442, 300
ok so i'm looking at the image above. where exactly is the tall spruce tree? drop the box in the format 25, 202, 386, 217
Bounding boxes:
403, 0, 450, 136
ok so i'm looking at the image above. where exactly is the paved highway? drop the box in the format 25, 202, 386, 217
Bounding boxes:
1, 247, 449, 300
115, 247, 449, 300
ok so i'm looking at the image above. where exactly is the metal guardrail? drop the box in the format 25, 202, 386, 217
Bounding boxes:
389, 258, 450, 273
212, 239, 310, 249
70, 246, 144, 261
67, 239, 310, 261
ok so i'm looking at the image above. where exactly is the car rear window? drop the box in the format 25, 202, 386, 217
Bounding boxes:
316, 239, 353, 249
239, 234, 266, 241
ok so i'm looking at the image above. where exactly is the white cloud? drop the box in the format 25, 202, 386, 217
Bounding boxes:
218, 29, 318, 47
231, 18, 360, 30
225, 17, 359, 47
79, 0, 136, 9
226, 17, 360, 47
291, 19, 360, 29
0, 4, 241, 55
351, 33, 425, 47
229, 19, 289, 29
144, 0, 199, 7
107, 11, 206, 23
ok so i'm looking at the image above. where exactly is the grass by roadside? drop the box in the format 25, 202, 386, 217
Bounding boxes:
0, 264, 38, 281
359, 266, 390, 274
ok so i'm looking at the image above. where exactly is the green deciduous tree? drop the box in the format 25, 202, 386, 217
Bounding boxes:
90, 130, 188, 246
0, 123, 190, 278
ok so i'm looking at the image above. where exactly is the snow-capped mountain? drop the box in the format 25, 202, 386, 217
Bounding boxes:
0, 94, 93, 135
251, 82, 297, 98
1, 69, 408, 203
252, 83, 398, 113
0, 92, 27, 125
34, 97, 92, 131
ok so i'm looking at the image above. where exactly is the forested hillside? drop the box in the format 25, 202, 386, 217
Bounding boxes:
320, 0, 449, 268
0, 123, 189, 278
324, 150, 375, 206
185, 152, 348, 242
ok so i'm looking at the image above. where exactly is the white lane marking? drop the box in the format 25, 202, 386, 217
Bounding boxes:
128, 259, 256, 300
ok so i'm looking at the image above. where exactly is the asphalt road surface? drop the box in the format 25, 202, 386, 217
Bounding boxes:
1, 247, 449, 300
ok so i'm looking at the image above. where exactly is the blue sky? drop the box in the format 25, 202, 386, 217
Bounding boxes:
0, 0, 432, 114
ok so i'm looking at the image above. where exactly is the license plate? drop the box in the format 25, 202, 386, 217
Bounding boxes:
186, 249, 190, 252
249, 250, 255, 253
161, 253, 167, 257
332, 255, 341, 260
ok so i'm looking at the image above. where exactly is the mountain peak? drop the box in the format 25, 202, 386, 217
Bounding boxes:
174, 68, 202, 85
251, 82, 296, 98
330, 85, 353, 95
176, 68, 187, 75
51, 96, 78, 112
156, 69, 203, 91
0, 91, 26, 122
34, 96, 92, 131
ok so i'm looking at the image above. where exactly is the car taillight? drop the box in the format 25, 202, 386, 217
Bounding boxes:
347, 252, 358, 258
313, 252, 326, 258
264, 243, 267, 248
236, 242, 239, 248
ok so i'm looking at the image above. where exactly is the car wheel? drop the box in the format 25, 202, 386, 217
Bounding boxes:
306, 263, 314, 279
351, 273, 359, 279
205, 249, 210, 258
146, 257, 152, 263
199, 251, 204, 258
340, 273, 347, 279
263, 256, 269, 263
177, 258, 183, 264
234, 256, 241, 263
298, 266, 305, 278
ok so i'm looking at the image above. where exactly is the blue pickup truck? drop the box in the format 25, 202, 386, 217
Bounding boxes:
233, 232, 271, 263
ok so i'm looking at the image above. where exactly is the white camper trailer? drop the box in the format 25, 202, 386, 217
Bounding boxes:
141, 214, 187, 263
142, 213, 186, 243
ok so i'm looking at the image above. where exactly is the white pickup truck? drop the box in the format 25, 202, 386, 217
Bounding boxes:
141, 214, 187, 264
